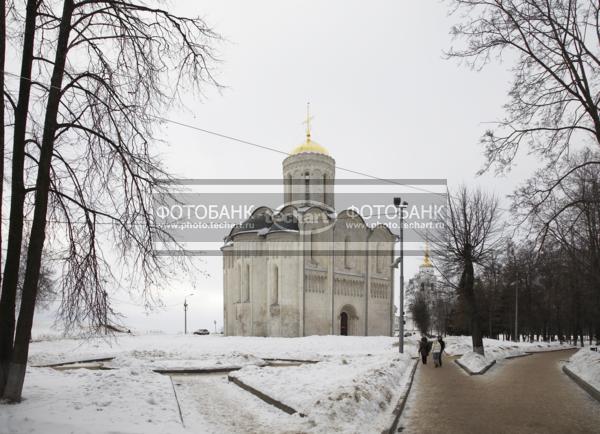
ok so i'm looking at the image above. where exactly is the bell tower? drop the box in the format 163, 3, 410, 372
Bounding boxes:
282, 104, 335, 209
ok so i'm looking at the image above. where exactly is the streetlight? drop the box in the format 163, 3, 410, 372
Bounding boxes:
184, 293, 194, 334
508, 245, 519, 342
508, 274, 519, 342
392, 197, 408, 353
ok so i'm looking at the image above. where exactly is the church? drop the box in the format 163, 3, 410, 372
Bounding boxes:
222, 119, 396, 337
404, 244, 453, 335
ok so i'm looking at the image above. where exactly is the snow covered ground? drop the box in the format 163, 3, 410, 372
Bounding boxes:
1, 332, 574, 434
0, 333, 413, 434
449, 336, 572, 374
229, 354, 413, 433
565, 348, 600, 392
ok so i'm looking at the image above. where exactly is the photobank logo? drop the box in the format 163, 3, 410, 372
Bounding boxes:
152, 178, 447, 256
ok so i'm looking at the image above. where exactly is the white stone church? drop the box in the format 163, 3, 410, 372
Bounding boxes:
222, 127, 396, 337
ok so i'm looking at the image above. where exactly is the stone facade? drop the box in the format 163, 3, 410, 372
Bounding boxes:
222, 135, 395, 337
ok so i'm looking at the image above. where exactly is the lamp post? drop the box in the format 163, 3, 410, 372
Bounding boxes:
508, 245, 519, 342
184, 293, 194, 334
514, 271, 519, 342
393, 197, 408, 353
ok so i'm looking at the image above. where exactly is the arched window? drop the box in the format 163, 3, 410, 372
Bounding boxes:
344, 236, 352, 268
304, 171, 310, 201
243, 264, 250, 302
286, 174, 292, 203
271, 265, 279, 305
323, 174, 327, 204
376, 242, 382, 273
420, 282, 425, 292
238, 264, 242, 302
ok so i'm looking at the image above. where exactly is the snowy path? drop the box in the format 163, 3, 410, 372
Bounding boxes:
399, 349, 600, 434
171, 373, 303, 433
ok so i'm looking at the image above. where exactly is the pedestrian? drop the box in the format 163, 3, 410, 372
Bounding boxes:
418, 336, 430, 365
431, 338, 442, 367
437, 335, 446, 367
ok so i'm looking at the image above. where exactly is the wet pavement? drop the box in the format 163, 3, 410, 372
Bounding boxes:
399, 349, 600, 434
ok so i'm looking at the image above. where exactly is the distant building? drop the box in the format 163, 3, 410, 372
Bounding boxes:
405, 245, 443, 334
222, 122, 395, 337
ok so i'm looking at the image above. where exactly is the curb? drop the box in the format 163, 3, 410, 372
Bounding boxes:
524, 347, 577, 354
228, 374, 305, 416
33, 356, 115, 368
262, 358, 319, 364
154, 366, 243, 374
454, 358, 496, 375
505, 353, 532, 360
562, 365, 600, 403
384, 358, 419, 434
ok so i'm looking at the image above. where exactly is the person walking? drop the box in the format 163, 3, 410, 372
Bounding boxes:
418, 336, 430, 365
437, 336, 446, 367
431, 338, 442, 367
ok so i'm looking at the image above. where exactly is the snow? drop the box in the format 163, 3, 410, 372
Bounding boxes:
1, 365, 185, 434
451, 336, 572, 375
566, 348, 600, 392
456, 351, 494, 374
2, 332, 571, 433
0, 333, 412, 434
441, 335, 570, 357
229, 353, 413, 433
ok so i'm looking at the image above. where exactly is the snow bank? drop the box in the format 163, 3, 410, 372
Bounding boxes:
566, 348, 600, 392
0, 365, 185, 434
230, 353, 414, 433
456, 351, 495, 374
27, 334, 398, 368
453, 337, 571, 375
444, 336, 570, 358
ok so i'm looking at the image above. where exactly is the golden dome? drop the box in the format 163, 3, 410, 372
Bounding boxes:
290, 137, 329, 156
422, 242, 433, 267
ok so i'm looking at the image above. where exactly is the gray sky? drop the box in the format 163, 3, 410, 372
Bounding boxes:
35, 0, 543, 334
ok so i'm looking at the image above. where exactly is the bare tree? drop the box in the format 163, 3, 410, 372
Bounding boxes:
448, 0, 600, 174
433, 186, 502, 355
0, 0, 39, 394
1, 0, 219, 401
515, 150, 600, 345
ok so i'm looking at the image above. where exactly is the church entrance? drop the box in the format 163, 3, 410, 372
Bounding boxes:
340, 312, 348, 336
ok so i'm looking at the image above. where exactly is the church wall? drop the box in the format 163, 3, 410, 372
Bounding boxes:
366, 232, 395, 336
331, 214, 369, 336
333, 294, 365, 336
266, 232, 302, 337
250, 248, 269, 337
302, 209, 334, 336
367, 280, 392, 335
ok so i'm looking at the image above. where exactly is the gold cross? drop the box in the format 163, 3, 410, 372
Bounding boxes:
302, 102, 314, 140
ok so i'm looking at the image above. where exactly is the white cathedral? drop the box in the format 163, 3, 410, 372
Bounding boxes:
222, 123, 396, 337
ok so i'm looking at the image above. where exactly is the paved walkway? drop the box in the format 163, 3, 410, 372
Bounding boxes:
400, 349, 600, 434
172, 373, 301, 433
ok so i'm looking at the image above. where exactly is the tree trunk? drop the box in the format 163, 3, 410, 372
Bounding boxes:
0, 0, 37, 395
2, 0, 74, 402
0, 0, 5, 293
460, 258, 484, 355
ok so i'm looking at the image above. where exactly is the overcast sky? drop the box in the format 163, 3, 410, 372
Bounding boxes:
35, 0, 543, 335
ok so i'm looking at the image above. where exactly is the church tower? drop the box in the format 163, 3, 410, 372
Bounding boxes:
282, 104, 335, 210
